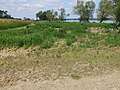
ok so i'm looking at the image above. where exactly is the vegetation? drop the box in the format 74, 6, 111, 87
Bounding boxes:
0, 19, 31, 30
97, 0, 112, 23
0, 0, 120, 88
36, 8, 69, 21
74, 0, 96, 22
36, 10, 57, 21
0, 21, 119, 49
0, 10, 12, 19
58, 8, 70, 21
112, 0, 120, 24
97, 0, 120, 24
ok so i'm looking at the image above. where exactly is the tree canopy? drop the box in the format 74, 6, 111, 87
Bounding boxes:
36, 8, 69, 21
112, 0, 120, 24
74, 0, 96, 22
0, 10, 12, 18
97, 0, 113, 23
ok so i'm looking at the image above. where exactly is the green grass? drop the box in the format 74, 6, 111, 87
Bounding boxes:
0, 21, 120, 49
0, 19, 31, 30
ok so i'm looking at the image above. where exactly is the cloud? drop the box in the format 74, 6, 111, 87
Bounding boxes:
0, 0, 27, 4
36, 0, 60, 3
17, 3, 43, 11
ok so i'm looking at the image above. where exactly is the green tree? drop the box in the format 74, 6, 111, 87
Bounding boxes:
36, 10, 59, 21
112, 0, 120, 24
74, 0, 96, 22
58, 8, 69, 21
0, 10, 11, 18
46, 10, 53, 21
59, 8, 66, 21
97, 0, 112, 23
53, 11, 58, 21
36, 11, 43, 20
0, 10, 4, 18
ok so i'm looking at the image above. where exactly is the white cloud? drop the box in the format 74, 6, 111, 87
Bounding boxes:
0, 0, 27, 3
18, 3, 43, 11
36, 0, 60, 3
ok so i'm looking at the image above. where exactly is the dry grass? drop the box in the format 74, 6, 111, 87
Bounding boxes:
0, 46, 120, 87
0, 19, 30, 24
0, 19, 31, 30
0, 22, 120, 87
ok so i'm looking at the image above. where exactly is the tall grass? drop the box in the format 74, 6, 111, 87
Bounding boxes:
0, 19, 31, 30
0, 21, 120, 49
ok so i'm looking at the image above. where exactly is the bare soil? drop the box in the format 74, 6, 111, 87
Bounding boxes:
1, 71, 120, 90
0, 46, 120, 90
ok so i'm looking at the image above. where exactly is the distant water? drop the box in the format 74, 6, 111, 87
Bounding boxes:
65, 20, 114, 23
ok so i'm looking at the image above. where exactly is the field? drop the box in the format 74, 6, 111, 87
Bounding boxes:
0, 22, 120, 48
0, 21, 120, 89
0, 19, 31, 30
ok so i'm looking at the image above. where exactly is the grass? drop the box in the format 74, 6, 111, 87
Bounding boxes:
0, 46, 120, 87
0, 21, 120, 49
0, 21, 120, 87
0, 19, 31, 30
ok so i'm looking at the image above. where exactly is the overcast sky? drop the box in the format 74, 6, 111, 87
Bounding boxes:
0, 0, 100, 19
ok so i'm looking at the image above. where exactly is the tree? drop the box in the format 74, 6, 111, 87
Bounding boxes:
97, 0, 112, 23
58, 8, 69, 21
36, 9, 69, 21
74, 0, 95, 22
36, 10, 59, 21
0, 10, 4, 18
46, 10, 53, 21
59, 8, 66, 21
0, 10, 12, 18
36, 11, 43, 20
85, 1, 96, 22
54, 11, 58, 18
112, 0, 120, 24
53, 11, 58, 21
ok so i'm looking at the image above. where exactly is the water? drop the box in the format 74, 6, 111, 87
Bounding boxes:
65, 20, 114, 23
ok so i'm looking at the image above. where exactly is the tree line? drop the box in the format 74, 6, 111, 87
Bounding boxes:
36, 0, 120, 24
0, 10, 12, 19
0, 0, 120, 24
36, 8, 69, 21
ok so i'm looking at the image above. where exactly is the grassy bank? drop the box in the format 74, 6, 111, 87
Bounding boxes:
0, 21, 120, 87
0, 19, 31, 30
0, 22, 120, 49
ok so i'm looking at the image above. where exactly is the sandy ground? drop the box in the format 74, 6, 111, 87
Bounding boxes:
0, 47, 120, 90
1, 72, 120, 90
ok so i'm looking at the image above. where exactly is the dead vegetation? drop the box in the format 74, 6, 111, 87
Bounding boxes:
0, 46, 120, 87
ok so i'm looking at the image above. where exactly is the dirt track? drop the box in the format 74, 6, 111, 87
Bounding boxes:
1, 71, 120, 90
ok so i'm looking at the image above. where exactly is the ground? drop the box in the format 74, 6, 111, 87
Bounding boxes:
0, 46, 120, 90
0, 21, 120, 90
1, 71, 120, 90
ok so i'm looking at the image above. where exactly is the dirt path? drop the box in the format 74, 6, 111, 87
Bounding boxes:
1, 72, 120, 90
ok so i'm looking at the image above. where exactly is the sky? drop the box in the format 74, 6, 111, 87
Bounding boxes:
0, 0, 101, 19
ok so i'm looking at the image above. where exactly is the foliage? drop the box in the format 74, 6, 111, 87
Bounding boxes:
0, 21, 119, 49
36, 10, 56, 21
0, 10, 12, 18
97, 0, 113, 23
74, 0, 96, 22
112, 0, 120, 24
36, 8, 69, 21
58, 8, 69, 21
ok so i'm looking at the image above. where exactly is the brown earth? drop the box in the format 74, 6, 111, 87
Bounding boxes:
0, 46, 120, 90
1, 71, 120, 90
